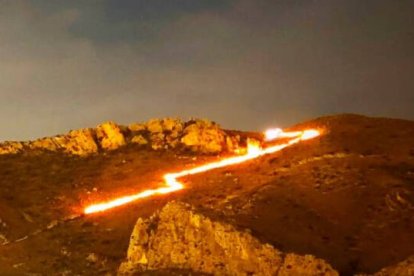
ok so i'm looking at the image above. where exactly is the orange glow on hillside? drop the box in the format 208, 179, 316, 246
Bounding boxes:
84, 128, 321, 214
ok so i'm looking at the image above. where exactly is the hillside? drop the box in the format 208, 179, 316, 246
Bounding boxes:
0, 114, 413, 275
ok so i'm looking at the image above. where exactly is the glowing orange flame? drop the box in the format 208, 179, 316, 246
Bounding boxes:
84, 128, 321, 214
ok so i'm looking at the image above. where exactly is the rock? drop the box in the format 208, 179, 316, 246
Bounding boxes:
0, 141, 24, 155
278, 254, 339, 275
162, 118, 184, 149
362, 255, 414, 276
0, 117, 253, 156
146, 119, 164, 133
29, 137, 59, 151
181, 119, 225, 153
150, 132, 165, 150
161, 118, 183, 135
86, 253, 99, 263
118, 201, 338, 276
145, 119, 166, 150
226, 135, 241, 153
131, 135, 148, 145
0, 234, 8, 245
47, 220, 59, 230
20, 211, 34, 223
62, 128, 98, 155
146, 118, 183, 150
96, 122, 126, 150
60, 247, 71, 257
128, 123, 146, 132
31, 130, 97, 155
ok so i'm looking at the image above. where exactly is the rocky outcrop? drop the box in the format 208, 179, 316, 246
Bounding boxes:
63, 129, 98, 155
181, 119, 226, 153
96, 122, 126, 151
128, 118, 245, 153
0, 118, 251, 156
147, 118, 181, 150
0, 141, 24, 155
0, 128, 98, 156
363, 255, 414, 276
118, 201, 338, 276
130, 135, 148, 145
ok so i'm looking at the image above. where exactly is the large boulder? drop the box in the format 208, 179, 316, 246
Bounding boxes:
118, 201, 338, 276
145, 118, 184, 150
181, 119, 226, 153
96, 122, 126, 150
60, 128, 98, 155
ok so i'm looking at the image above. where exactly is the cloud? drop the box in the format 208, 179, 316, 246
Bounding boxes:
0, 0, 413, 140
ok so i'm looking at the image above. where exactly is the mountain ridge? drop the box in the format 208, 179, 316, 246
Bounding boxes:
0, 114, 413, 275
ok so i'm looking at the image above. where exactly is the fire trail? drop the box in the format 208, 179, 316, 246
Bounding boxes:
84, 129, 320, 214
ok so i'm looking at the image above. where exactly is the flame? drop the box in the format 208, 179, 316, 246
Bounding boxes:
264, 128, 283, 141
84, 128, 321, 214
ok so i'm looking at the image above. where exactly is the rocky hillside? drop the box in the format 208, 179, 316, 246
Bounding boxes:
118, 201, 338, 275
0, 114, 413, 275
0, 118, 254, 156
120, 201, 414, 276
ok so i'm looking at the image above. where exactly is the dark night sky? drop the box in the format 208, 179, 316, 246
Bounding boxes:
1, 0, 413, 141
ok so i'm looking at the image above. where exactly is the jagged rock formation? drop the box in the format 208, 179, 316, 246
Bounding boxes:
0, 141, 23, 155
0, 128, 98, 156
128, 118, 242, 153
180, 119, 225, 153
118, 201, 338, 276
96, 122, 126, 150
0, 118, 247, 156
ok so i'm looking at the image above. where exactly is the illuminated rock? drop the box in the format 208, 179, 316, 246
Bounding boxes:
131, 135, 148, 145
181, 119, 225, 153
128, 123, 146, 132
118, 201, 338, 276
150, 132, 165, 150
62, 129, 98, 155
0, 118, 251, 156
225, 135, 241, 153
145, 118, 183, 149
96, 121, 126, 150
146, 118, 164, 133
40, 129, 98, 156
29, 137, 59, 151
0, 141, 24, 154
0, 129, 98, 156
161, 118, 183, 134
363, 255, 414, 276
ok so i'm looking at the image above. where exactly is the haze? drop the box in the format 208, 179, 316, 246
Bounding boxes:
1, 0, 413, 141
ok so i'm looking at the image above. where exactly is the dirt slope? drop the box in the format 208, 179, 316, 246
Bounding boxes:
0, 114, 413, 275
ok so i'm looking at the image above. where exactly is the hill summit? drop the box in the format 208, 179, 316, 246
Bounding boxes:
0, 118, 256, 156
